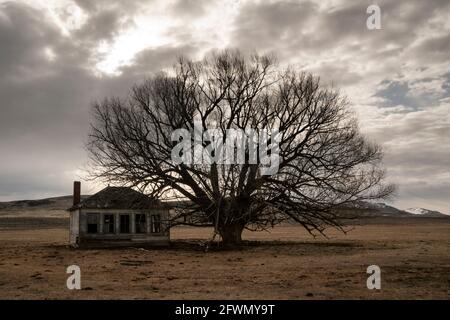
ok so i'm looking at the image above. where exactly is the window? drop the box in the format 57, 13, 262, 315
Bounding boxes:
150, 214, 161, 233
87, 213, 99, 233
103, 214, 115, 234
120, 214, 130, 233
135, 214, 146, 233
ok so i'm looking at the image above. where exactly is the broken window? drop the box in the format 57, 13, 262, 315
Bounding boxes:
120, 214, 130, 233
103, 214, 115, 233
150, 214, 161, 233
135, 214, 146, 233
87, 213, 99, 233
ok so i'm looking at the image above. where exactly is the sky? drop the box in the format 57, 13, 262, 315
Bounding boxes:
0, 0, 449, 213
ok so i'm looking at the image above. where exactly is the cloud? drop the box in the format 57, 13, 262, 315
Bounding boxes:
169, 0, 213, 19
358, 101, 450, 213
0, 0, 449, 214
0, 3, 59, 78
231, 1, 318, 53
0, 2, 147, 199
375, 81, 419, 109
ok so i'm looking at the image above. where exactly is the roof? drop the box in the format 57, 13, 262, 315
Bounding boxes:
68, 186, 167, 211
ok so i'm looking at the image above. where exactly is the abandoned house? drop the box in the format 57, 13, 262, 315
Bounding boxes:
68, 181, 170, 248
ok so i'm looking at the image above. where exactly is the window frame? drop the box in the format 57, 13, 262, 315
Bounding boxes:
150, 214, 161, 234
135, 213, 146, 234
119, 214, 130, 234
86, 213, 100, 234
103, 214, 115, 234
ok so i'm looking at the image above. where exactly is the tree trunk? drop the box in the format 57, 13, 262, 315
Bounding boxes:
218, 223, 245, 246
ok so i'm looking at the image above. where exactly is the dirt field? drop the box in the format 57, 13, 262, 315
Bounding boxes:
0, 218, 449, 299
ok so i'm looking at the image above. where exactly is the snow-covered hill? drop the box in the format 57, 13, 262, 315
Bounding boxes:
341, 201, 448, 217
404, 207, 446, 216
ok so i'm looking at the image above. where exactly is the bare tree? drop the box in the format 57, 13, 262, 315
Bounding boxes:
87, 50, 395, 246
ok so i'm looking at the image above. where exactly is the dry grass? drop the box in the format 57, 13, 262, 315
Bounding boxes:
0, 218, 449, 299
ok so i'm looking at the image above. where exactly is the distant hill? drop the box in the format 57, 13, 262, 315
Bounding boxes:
0, 195, 88, 218
0, 196, 447, 218
340, 201, 448, 218
352, 202, 408, 216
404, 207, 447, 217
0, 196, 83, 227
0, 195, 88, 211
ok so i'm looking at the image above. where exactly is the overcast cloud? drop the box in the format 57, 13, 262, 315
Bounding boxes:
0, 0, 449, 213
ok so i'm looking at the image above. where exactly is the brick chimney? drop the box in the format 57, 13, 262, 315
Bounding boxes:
73, 181, 81, 207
